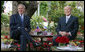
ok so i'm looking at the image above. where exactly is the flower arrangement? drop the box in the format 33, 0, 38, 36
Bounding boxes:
29, 38, 53, 51
47, 37, 53, 42
55, 36, 69, 44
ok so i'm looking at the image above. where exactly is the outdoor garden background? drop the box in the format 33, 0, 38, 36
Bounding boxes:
1, 1, 84, 51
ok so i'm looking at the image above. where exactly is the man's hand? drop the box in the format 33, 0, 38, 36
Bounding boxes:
25, 28, 28, 31
59, 31, 67, 36
66, 32, 71, 36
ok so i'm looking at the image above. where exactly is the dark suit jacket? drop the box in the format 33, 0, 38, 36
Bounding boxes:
10, 13, 31, 40
56, 15, 79, 40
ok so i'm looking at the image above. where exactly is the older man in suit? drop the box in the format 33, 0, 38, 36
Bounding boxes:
52, 6, 79, 46
10, 4, 40, 51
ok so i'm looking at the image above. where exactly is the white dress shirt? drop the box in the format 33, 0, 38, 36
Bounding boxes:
66, 15, 71, 23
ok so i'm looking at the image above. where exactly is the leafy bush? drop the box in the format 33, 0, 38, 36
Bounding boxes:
1, 31, 9, 35
31, 16, 43, 29
1, 1, 4, 13
1, 13, 9, 27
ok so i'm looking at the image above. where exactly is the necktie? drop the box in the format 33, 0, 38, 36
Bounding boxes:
21, 14, 23, 22
20, 14, 24, 27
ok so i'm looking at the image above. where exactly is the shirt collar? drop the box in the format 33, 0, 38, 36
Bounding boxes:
19, 14, 24, 17
66, 14, 71, 18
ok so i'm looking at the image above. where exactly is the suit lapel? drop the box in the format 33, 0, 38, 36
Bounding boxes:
24, 15, 26, 24
17, 14, 22, 24
63, 16, 66, 25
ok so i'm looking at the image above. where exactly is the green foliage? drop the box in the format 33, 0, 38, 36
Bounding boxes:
1, 31, 9, 35
1, 13, 9, 27
31, 16, 43, 29
48, 1, 66, 23
1, 1, 4, 13
72, 8, 84, 25
40, 1, 48, 17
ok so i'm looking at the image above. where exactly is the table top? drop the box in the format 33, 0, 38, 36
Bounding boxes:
31, 35, 53, 37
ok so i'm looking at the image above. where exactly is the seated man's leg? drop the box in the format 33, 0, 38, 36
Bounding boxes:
21, 28, 41, 48
21, 28, 35, 43
52, 34, 62, 46
20, 35, 27, 51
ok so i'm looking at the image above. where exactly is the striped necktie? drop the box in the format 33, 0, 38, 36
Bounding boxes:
21, 14, 23, 22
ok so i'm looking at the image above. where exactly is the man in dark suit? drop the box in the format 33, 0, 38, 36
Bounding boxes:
52, 6, 79, 46
10, 4, 40, 51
